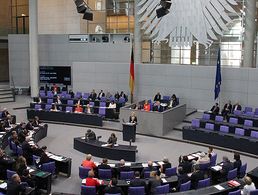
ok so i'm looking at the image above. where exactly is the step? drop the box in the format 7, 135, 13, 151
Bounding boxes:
0, 91, 13, 96
0, 97, 14, 103
0, 94, 14, 99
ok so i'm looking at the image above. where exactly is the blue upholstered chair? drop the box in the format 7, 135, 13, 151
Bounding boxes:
215, 115, 223, 122
165, 167, 177, 177
98, 107, 106, 116
202, 113, 210, 120
229, 189, 241, 195
244, 120, 253, 127
235, 128, 245, 136
205, 123, 214, 131
67, 100, 74, 105
82, 93, 90, 99
120, 171, 134, 180
128, 186, 145, 195
98, 169, 112, 179
17, 146, 23, 156
239, 163, 247, 178
66, 106, 73, 112
179, 181, 191, 192
75, 92, 82, 99
191, 119, 200, 128
81, 185, 96, 195
100, 102, 106, 107
7, 169, 17, 180
79, 166, 91, 179
45, 104, 52, 111
41, 161, 56, 175
32, 155, 40, 166
210, 153, 217, 166
229, 117, 238, 124
244, 107, 253, 113
227, 168, 237, 180
219, 125, 229, 133
197, 178, 210, 189
155, 184, 170, 194
47, 98, 53, 104
250, 131, 258, 139
35, 104, 42, 110
250, 190, 258, 195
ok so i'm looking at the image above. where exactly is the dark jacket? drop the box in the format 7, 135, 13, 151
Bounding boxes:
7, 180, 26, 195
103, 186, 124, 195
190, 170, 205, 189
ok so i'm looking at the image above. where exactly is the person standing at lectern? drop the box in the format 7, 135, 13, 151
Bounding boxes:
129, 112, 137, 124
85, 129, 96, 141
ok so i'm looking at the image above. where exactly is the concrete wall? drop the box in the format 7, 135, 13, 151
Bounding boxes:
8, 34, 258, 110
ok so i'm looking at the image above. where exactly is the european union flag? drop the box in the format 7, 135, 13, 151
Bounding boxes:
214, 48, 221, 100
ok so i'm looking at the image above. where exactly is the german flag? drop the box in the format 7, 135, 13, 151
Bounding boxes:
129, 46, 135, 95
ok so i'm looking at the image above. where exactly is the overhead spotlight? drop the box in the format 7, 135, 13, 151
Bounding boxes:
83, 10, 93, 21
74, 0, 93, 21
156, 0, 172, 18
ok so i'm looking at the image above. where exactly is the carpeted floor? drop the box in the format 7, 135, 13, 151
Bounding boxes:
1, 95, 258, 194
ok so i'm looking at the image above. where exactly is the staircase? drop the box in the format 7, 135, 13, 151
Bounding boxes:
0, 84, 15, 103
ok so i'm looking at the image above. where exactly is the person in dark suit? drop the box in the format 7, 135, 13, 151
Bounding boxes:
89, 89, 97, 101
7, 174, 26, 195
37, 146, 51, 165
1, 108, 10, 118
21, 169, 35, 188
233, 153, 242, 177
114, 92, 120, 100
18, 129, 28, 144
190, 164, 205, 189
232, 102, 242, 111
25, 121, 34, 130
153, 101, 164, 112
177, 167, 190, 189
0, 149, 14, 179
85, 129, 96, 141
68, 90, 75, 98
98, 158, 111, 170
97, 90, 105, 100
153, 92, 161, 102
148, 171, 161, 195
130, 171, 146, 189
129, 112, 137, 124
210, 103, 220, 115
141, 161, 157, 178
9, 131, 20, 148
221, 100, 232, 119
15, 156, 27, 176
32, 116, 41, 127
179, 156, 192, 174
117, 159, 131, 174
220, 156, 233, 181
160, 157, 171, 174
119, 91, 128, 101
107, 133, 117, 146
3, 115, 13, 128
103, 178, 124, 195
21, 137, 35, 165
168, 94, 179, 108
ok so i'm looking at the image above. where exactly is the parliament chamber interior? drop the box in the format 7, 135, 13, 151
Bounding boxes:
0, 0, 258, 194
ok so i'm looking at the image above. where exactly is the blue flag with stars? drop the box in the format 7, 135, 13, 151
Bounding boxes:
214, 48, 221, 100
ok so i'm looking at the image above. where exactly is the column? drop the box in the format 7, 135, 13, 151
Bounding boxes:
134, 0, 142, 63
243, 0, 256, 68
29, 0, 39, 97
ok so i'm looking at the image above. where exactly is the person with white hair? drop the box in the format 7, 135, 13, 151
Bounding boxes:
7, 174, 26, 195
242, 176, 256, 195
81, 154, 96, 169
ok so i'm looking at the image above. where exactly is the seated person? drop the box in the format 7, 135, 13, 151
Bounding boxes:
143, 100, 151, 111
242, 176, 256, 195
69, 90, 75, 98
219, 156, 233, 181
221, 100, 232, 119
10, 131, 20, 147
85, 170, 101, 187
85, 129, 96, 141
176, 167, 190, 190
81, 154, 97, 169
0, 122, 5, 132
233, 102, 242, 111
1, 108, 10, 118
15, 156, 27, 176
21, 169, 35, 188
103, 178, 124, 195
21, 137, 36, 165
25, 121, 34, 130
210, 103, 220, 115
18, 129, 29, 144
51, 104, 59, 112
190, 164, 204, 189
117, 159, 131, 174
148, 171, 161, 195
108, 101, 116, 109
141, 161, 157, 177
160, 157, 171, 174
98, 90, 105, 100
153, 101, 164, 112
130, 171, 146, 189
55, 96, 62, 104
89, 89, 97, 101
3, 115, 13, 128
178, 156, 192, 174
208, 147, 215, 159
37, 146, 51, 166
196, 152, 210, 165
107, 133, 117, 147
85, 104, 92, 114
32, 116, 41, 127
98, 158, 111, 170
153, 92, 161, 102
233, 153, 242, 177
106, 91, 112, 99
75, 104, 83, 113
114, 92, 120, 100
0, 149, 12, 179
120, 91, 127, 101
168, 94, 179, 108
7, 174, 26, 195
129, 112, 137, 124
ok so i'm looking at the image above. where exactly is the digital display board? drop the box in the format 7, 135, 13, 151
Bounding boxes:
39, 66, 71, 85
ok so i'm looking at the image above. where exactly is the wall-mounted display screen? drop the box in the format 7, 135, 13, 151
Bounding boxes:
39, 66, 71, 85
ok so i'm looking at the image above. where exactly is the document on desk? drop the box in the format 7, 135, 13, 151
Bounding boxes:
101, 144, 109, 147
0, 135, 3, 138
125, 162, 131, 166
214, 185, 225, 191
212, 165, 222, 171
50, 155, 64, 161
108, 164, 115, 168
187, 155, 196, 160
157, 161, 164, 166
0, 182, 7, 189
161, 178, 167, 183
153, 162, 158, 166
142, 163, 148, 168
